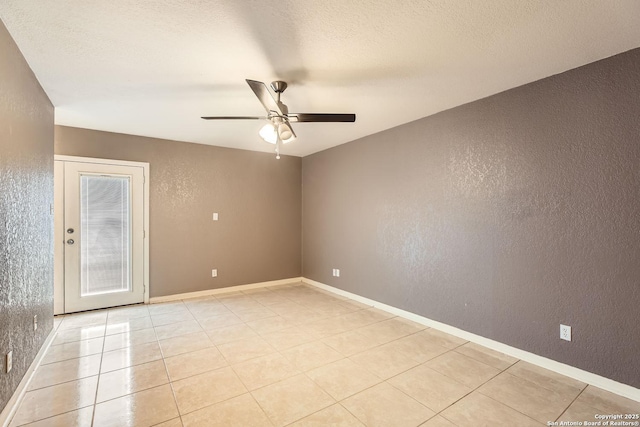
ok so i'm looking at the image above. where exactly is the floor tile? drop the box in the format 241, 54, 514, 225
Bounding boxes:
307, 358, 382, 400
288, 404, 365, 426
153, 418, 183, 427
304, 317, 353, 338
187, 304, 232, 320
107, 304, 150, 321
281, 341, 344, 371
232, 352, 300, 390
575, 385, 640, 413
426, 351, 500, 388
103, 328, 157, 352
440, 392, 541, 427
100, 341, 162, 373
29, 354, 101, 390
506, 361, 586, 396
195, 312, 243, 330
233, 307, 278, 322
181, 393, 271, 427
454, 342, 517, 370
93, 384, 179, 427
387, 332, 451, 363
342, 382, 434, 427
53, 316, 64, 328
556, 399, 603, 424
154, 319, 202, 340
339, 299, 373, 310
52, 325, 106, 345
334, 308, 393, 329
171, 367, 247, 415
151, 310, 195, 327
479, 371, 579, 423
260, 326, 318, 350
246, 316, 293, 334
350, 341, 421, 379
310, 303, 357, 317
251, 374, 335, 426
322, 330, 380, 356
414, 328, 468, 350
41, 337, 104, 365
221, 298, 263, 312
388, 363, 473, 412
356, 318, 423, 346
97, 359, 168, 402
250, 292, 289, 306
280, 309, 328, 325
419, 415, 457, 427
14, 284, 639, 427
204, 322, 258, 345
216, 335, 276, 364
17, 406, 94, 427
10, 377, 98, 426
158, 331, 214, 358
105, 316, 153, 336
268, 301, 310, 316
59, 312, 108, 330
147, 301, 187, 316
164, 347, 228, 381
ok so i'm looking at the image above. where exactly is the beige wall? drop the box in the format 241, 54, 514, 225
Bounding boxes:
303, 48, 640, 388
55, 126, 302, 298
0, 20, 54, 412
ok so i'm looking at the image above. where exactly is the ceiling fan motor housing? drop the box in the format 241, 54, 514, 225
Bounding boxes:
270, 81, 288, 93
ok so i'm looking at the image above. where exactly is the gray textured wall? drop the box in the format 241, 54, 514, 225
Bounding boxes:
0, 21, 54, 412
303, 48, 640, 388
55, 127, 302, 298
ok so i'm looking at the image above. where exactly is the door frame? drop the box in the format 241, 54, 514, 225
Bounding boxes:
54, 155, 150, 314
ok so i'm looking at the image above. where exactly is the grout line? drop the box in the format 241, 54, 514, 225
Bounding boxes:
475, 393, 545, 425
554, 385, 589, 422
91, 321, 108, 427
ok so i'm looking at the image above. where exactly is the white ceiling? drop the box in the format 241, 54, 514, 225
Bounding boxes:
1, 1, 639, 157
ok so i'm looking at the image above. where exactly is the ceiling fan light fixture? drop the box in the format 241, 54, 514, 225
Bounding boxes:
278, 122, 296, 144
259, 122, 277, 144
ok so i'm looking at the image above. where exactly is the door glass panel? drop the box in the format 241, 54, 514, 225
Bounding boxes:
80, 175, 131, 296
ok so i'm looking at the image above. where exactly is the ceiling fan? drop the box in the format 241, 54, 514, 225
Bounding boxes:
202, 80, 356, 159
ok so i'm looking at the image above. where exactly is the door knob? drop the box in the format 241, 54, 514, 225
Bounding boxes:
67, 228, 74, 234
66, 239, 75, 245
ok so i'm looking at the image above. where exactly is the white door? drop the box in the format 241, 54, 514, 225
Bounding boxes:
62, 161, 145, 312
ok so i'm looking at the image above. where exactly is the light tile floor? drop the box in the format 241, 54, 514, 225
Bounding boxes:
9, 283, 640, 426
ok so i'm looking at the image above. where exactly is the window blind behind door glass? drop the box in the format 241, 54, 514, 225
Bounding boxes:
80, 175, 131, 296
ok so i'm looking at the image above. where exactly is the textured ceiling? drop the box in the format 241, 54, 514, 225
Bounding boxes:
1, 1, 639, 157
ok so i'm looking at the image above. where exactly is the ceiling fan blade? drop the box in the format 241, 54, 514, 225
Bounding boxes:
288, 113, 356, 123
201, 116, 266, 120
246, 79, 283, 115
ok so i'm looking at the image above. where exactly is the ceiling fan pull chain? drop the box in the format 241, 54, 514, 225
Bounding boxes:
275, 136, 281, 160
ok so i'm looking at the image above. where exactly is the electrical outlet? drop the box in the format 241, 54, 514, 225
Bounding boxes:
211, 269, 218, 278
332, 268, 340, 277
34, 315, 38, 331
212, 213, 219, 221
6, 351, 12, 373
560, 324, 571, 341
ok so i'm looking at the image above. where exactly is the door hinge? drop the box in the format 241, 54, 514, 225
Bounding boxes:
143, 230, 146, 239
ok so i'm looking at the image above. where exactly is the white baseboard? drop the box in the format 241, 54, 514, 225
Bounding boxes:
1, 326, 57, 427
302, 277, 640, 403
149, 277, 303, 304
